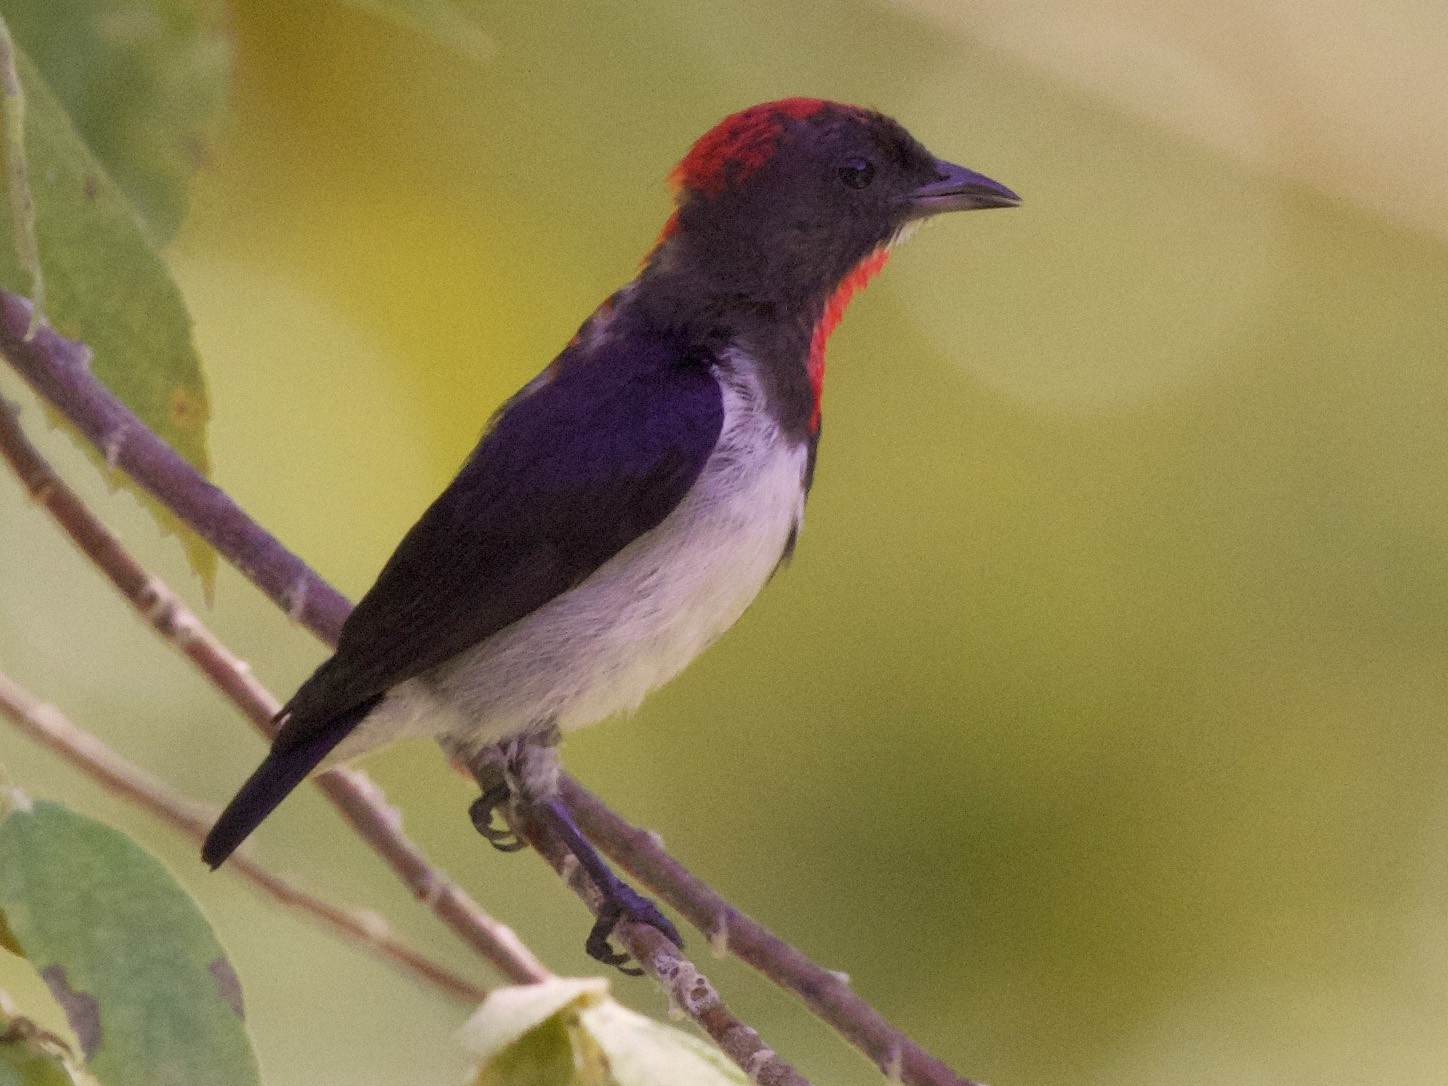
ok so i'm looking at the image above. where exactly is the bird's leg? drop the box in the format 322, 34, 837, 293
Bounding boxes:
487, 730, 684, 973
528, 792, 684, 974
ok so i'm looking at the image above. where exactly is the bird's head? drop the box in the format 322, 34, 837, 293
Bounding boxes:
646, 98, 1016, 304
641, 98, 1017, 430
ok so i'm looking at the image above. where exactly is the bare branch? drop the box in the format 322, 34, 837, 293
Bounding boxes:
0, 392, 550, 987
503, 800, 812, 1086
0, 289, 980, 1086
0, 668, 486, 1004
0, 290, 350, 640
560, 777, 976, 1085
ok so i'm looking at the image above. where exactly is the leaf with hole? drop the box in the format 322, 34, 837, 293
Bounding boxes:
0, 795, 259, 1086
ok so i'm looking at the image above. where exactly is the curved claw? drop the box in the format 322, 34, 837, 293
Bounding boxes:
587, 905, 641, 975
585, 884, 683, 975
468, 786, 526, 853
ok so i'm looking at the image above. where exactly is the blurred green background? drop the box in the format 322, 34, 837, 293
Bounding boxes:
4, 1, 1448, 1084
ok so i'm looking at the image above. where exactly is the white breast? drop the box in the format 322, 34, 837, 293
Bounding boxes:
347, 352, 809, 762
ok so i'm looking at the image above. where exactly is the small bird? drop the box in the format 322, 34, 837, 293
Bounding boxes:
203, 98, 1017, 965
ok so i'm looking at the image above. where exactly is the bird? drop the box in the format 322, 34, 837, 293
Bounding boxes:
203, 97, 1018, 966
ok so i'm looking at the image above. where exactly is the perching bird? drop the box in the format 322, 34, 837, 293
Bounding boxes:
203, 98, 1017, 964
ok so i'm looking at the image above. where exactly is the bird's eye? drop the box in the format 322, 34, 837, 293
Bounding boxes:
838, 158, 876, 189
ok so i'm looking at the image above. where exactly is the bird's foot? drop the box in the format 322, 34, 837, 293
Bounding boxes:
586, 881, 683, 976
461, 732, 682, 974
532, 794, 683, 975
467, 783, 526, 852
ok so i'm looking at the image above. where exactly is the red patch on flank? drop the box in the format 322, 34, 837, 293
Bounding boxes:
670, 98, 827, 196
807, 246, 891, 432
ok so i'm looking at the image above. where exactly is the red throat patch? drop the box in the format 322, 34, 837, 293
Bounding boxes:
670, 97, 827, 196
807, 246, 891, 432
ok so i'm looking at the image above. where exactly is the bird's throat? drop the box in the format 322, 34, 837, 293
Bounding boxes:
806, 245, 891, 432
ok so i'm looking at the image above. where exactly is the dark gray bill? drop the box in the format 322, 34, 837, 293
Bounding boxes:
906, 159, 1020, 215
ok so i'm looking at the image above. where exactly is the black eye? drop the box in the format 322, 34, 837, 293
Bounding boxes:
838, 157, 876, 189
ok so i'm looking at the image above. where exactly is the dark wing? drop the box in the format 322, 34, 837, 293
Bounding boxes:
278, 330, 724, 749
203, 331, 722, 868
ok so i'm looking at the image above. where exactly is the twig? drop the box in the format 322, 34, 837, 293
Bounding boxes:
0, 291, 349, 639
0, 393, 550, 987
561, 777, 974, 1084
0, 668, 485, 1004
0, 289, 979, 1086
505, 800, 810, 1086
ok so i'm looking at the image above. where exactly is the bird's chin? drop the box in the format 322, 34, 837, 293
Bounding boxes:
890, 219, 925, 249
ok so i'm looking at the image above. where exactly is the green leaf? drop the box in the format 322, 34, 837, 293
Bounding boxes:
0, 1046, 72, 1086
459, 979, 746, 1086
0, 41, 215, 586
0, 0, 232, 246
0, 1041, 75, 1086
472, 1016, 583, 1086
0, 913, 21, 958
578, 1001, 746, 1086
461, 978, 607, 1085
340, 0, 494, 63
0, 15, 42, 331
0, 999, 84, 1086
0, 797, 259, 1086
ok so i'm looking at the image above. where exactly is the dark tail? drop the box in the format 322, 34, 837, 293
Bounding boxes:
202, 700, 376, 868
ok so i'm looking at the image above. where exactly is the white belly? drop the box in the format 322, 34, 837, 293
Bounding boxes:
333, 357, 808, 762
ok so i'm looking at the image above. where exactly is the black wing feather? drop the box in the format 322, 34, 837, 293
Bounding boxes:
277, 331, 724, 751
202, 696, 381, 867
206, 331, 722, 866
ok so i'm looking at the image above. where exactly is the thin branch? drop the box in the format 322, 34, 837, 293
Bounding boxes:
561, 777, 969, 1086
0, 668, 485, 1004
0, 392, 550, 987
0, 289, 979, 1086
0, 291, 349, 639
504, 800, 811, 1086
